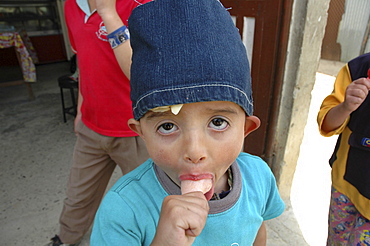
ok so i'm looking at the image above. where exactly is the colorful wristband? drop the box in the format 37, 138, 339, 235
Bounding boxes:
107, 25, 130, 49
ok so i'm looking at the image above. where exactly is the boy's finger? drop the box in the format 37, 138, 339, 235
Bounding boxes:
353, 77, 370, 90
182, 191, 210, 209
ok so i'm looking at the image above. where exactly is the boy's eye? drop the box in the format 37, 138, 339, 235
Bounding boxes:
158, 122, 178, 134
209, 118, 229, 130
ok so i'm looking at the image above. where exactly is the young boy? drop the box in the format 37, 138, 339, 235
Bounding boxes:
91, 0, 285, 245
317, 52, 370, 244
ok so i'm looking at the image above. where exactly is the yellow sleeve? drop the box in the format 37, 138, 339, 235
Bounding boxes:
317, 64, 352, 137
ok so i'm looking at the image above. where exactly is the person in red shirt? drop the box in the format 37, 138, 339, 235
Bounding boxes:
45, 0, 151, 245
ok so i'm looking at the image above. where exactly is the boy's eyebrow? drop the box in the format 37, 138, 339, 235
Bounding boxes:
144, 111, 173, 120
204, 106, 240, 115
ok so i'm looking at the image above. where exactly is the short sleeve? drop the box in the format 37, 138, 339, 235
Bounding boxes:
317, 64, 352, 137
91, 191, 141, 245
262, 172, 285, 221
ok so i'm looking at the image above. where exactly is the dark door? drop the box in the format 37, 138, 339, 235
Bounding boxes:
220, 0, 292, 164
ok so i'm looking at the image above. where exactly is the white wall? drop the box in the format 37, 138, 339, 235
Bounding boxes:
337, 0, 370, 61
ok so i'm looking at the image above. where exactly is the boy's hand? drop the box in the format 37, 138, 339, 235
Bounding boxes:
94, 0, 116, 19
151, 192, 209, 246
343, 77, 370, 113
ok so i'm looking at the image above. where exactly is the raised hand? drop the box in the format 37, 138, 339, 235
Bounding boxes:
321, 73, 370, 133
94, 0, 116, 19
151, 192, 209, 246
92, 0, 131, 77
343, 77, 370, 113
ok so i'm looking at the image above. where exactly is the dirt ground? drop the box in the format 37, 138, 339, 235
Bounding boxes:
0, 62, 115, 245
1, 62, 76, 244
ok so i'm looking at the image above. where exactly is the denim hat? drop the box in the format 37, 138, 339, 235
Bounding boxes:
129, 0, 253, 120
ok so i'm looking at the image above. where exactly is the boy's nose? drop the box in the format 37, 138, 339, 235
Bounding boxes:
185, 155, 206, 164
183, 132, 207, 164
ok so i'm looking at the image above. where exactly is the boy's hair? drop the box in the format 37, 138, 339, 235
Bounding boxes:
129, 0, 253, 120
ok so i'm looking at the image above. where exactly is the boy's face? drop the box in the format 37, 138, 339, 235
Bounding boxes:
129, 101, 260, 196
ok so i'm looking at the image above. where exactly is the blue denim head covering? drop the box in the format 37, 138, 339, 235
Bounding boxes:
129, 0, 253, 120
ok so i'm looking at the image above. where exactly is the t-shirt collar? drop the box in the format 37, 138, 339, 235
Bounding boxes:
154, 161, 242, 214
76, 0, 97, 22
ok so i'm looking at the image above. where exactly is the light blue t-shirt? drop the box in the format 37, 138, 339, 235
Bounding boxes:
91, 152, 285, 245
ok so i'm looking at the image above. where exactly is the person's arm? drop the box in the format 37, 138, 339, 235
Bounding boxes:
253, 222, 266, 246
151, 192, 209, 246
321, 77, 370, 133
95, 0, 132, 78
64, 2, 82, 132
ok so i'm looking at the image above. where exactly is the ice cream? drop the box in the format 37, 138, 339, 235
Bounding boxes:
181, 179, 213, 195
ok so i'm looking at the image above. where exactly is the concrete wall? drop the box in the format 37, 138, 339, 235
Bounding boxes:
273, 0, 330, 200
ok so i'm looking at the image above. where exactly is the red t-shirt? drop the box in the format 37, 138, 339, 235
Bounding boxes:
64, 0, 150, 137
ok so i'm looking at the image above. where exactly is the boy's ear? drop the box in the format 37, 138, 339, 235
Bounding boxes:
244, 115, 261, 137
128, 119, 144, 139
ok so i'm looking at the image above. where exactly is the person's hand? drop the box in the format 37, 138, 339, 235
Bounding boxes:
94, 0, 116, 19
94, 0, 123, 35
342, 77, 370, 113
151, 192, 209, 246
74, 112, 81, 136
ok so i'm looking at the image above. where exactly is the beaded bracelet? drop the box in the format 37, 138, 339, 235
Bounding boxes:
107, 25, 130, 49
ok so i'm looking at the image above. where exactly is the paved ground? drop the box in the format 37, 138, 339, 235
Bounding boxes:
290, 60, 345, 246
266, 59, 345, 246
0, 59, 345, 245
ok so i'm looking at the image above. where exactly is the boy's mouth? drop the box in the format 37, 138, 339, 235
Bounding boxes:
179, 174, 214, 200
